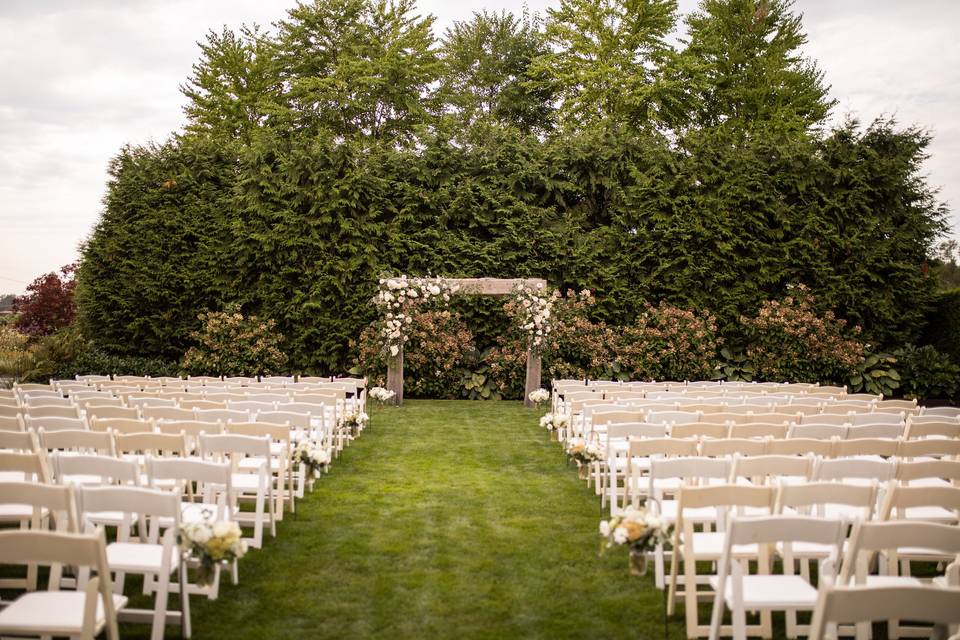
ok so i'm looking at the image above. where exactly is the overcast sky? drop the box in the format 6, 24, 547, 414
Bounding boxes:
1, 0, 957, 294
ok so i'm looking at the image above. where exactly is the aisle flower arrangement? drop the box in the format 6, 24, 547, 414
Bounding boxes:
369, 386, 395, 404
566, 439, 603, 478
599, 505, 671, 576
295, 440, 331, 477
539, 411, 569, 441
528, 388, 550, 406
340, 407, 369, 438
179, 515, 248, 586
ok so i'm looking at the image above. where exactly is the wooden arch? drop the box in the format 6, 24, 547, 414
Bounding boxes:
386, 277, 547, 407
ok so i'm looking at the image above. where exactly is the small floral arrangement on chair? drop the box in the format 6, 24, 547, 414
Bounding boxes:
369, 386, 396, 404
179, 515, 247, 586
566, 439, 603, 479
339, 408, 369, 438
599, 505, 671, 576
294, 440, 331, 477
528, 388, 550, 406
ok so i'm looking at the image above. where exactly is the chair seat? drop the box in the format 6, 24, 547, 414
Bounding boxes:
231, 474, 263, 491
107, 542, 178, 573
901, 506, 958, 523
0, 472, 27, 482
862, 575, 925, 587
687, 532, 759, 559
0, 504, 48, 521
709, 575, 818, 609
823, 504, 871, 521
0, 591, 128, 636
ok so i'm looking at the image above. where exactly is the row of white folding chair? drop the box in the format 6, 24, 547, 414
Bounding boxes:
666, 483, 960, 639
708, 516, 960, 640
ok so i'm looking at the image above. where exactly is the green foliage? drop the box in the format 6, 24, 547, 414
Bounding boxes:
181, 305, 288, 377
894, 344, 960, 401
715, 348, 755, 382
0, 325, 30, 385
76, 0, 949, 384
922, 288, 960, 363
849, 352, 900, 398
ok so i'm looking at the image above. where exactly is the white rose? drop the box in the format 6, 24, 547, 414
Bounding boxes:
599, 521, 611, 537
192, 523, 212, 545
613, 527, 628, 545
390, 345, 399, 356
212, 521, 235, 538
429, 285, 441, 295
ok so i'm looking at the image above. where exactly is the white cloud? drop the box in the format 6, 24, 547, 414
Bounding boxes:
0, 0, 956, 293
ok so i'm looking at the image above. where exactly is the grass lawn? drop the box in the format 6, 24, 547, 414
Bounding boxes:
157, 400, 670, 639
99, 399, 865, 638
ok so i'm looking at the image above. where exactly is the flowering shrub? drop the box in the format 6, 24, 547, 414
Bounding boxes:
0, 325, 30, 384
181, 305, 288, 376
741, 285, 864, 383
356, 310, 476, 399
373, 276, 459, 358
615, 302, 721, 381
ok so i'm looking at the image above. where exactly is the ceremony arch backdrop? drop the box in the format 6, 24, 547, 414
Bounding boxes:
384, 277, 547, 407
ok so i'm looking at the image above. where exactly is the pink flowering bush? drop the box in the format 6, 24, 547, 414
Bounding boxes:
741, 285, 864, 383
181, 305, 288, 376
616, 302, 722, 381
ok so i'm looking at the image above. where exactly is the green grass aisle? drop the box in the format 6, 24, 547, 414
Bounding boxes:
179, 400, 676, 639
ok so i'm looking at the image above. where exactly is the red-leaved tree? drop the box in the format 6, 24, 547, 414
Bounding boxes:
13, 263, 78, 337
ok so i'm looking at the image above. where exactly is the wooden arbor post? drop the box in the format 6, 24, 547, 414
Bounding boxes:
385, 277, 547, 407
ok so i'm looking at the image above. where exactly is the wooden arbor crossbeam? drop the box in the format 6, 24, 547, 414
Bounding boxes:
386, 277, 547, 407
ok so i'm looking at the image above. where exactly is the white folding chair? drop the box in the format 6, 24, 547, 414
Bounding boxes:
0, 528, 124, 640
708, 515, 845, 640
809, 584, 960, 640
78, 485, 188, 640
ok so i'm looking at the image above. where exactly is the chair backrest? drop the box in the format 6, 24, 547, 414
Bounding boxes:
68, 390, 115, 401
0, 451, 49, 481
920, 406, 960, 418
725, 513, 846, 547
699, 438, 767, 458
775, 481, 877, 519
746, 411, 800, 424
731, 454, 814, 483
898, 438, 960, 460
155, 419, 222, 437
146, 455, 232, 491
0, 527, 120, 636
727, 423, 788, 439
0, 480, 79, 531
243, 394, 290, 404
0, 405, 23, 419
814, 457, 896, 482
763, 438, 834, 457
904, 419, 960, 439
78, 485, 180, 540
879, 484, 960, 521
809, 585, 960, 640
670, 422, 728, 439
649, 456, 730, 483
788, 423, 847, 439
0, 414, 25, 432
590, 409, 646, 427
25, 415, 87, 432
803, 411, 852, 424
832, 438, 899, 459
194, 408, 250, 423
199, 432, 271, 460
845, 423, 903, 439
279, 402, 335, 415
674, 484, 774, 516
606, 422, 669, 441
76, 374, 111, 383
127, 397, 177, 409
227, 401, 278, 413
26, 404, 80, 419
139, 406, 195, 422
223, 421, 291, 447
38, 428, 115, 456
23, 394, 72, 407
627, 437, 699, 458
177, 398, 226, 411
52, 452, 139, 485
89, 417, 153, 435
255, 411, 311, 429
0, 429, 37, 451
85, 404, 139, 420
114, 432, 188, 457
851, 412, 903, 426
648, 411, 700, 425
896, 459, 960, 484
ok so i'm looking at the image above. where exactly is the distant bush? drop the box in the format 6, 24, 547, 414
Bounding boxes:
895, 344, 960, 400
181, 306, 288, 377
616, 302, 721, 382
13, 263, 76, 338
922, 288, 960, 363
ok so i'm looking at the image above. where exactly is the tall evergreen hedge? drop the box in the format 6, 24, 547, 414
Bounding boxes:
75, 0, 949, 373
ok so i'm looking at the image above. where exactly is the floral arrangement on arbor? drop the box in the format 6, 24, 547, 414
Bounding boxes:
294, 440, 331, 477
179, 515, 247, 586
505, 282, 556, 355
599, 505, 671, 576
373, 276, 460, 358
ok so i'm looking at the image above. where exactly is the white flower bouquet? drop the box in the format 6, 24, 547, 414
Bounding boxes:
294, 439, 331, 477
179, 516, 247, 586
339, 408, 369, 437
528, 388, 550, 406
566, 439, 603, 464
369, 386, 395, 404
599, 505, 672, 576
539, 412, 569, 432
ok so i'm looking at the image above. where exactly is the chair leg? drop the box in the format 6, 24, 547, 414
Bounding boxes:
684, 552, 699, 638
